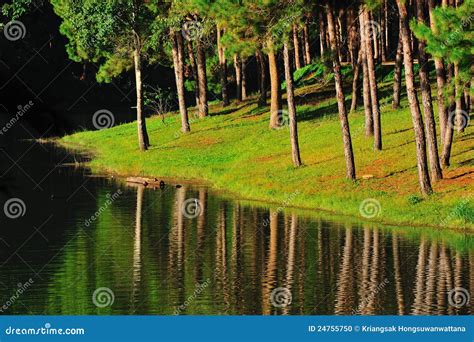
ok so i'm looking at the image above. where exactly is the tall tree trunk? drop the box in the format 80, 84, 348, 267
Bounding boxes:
256, 49, 267, 107
441, 69, 455, 167
347, 6, 358, 65
171, 32, 190, 133
217, 26, 229, 106
454, 64, 466, 133
416, 0, 442, 180
292, 25, 302, 70
133, 44, 149, 151
381, 0, 388, 62
336, 13, 343, 63
241, 57, 247, 100
380, 6, 387, 62
392, 29, 403, 109
428, 0, 448, 144
186, 40, 200, 109
361, 8, 382, 150
361, 33, 374, 136
464, 85, 470, 115
268, 40, 282, 129
196, 40, 208, 118
396, 0, 433, 196
327, 2, 356, 180
371, 11, 379, 61
283, 42, 302, 167
234, 54, 242, 102
303, 21, 311, 65
319, 11, 326, 57
350, 49, 361, 113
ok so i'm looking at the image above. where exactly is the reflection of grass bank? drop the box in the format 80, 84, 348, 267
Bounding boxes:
231, 197, 474, 253
59, 80, 473, 231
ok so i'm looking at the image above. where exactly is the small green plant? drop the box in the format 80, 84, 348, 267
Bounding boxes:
452, 200, 474, 224
407, 194, 423, 205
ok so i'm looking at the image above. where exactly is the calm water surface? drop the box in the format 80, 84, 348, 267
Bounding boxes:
0, 141, 472, 315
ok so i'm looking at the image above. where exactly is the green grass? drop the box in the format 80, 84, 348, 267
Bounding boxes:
59, 79, 474, 231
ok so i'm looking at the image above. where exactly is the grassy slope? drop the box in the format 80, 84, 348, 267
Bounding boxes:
60, 79, 474, 230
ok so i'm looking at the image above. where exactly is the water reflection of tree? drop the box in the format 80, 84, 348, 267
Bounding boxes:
41, 187, 473, 316
131, 185, 143, 311
262, 210, 278, 315
334, 226, 354, 315
215, 201, 232, 312
169, 186, 186, 311
392, 233, 405, 314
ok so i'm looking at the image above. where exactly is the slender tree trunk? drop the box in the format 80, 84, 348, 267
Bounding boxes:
171, 32, 190, 133
454, 63, 466, 133
392, 29, 403, 109
196, 40, 208, 118
327, 2, 356, 180
428, 0, 448, 143
303, 21, 311, 65
396, 0, 433, 196
350, 49, 361, 113
347, 6, 358, 65
380, 6, 387, 62
360, 32, 374, 136
292, 25, 302, 70
371, 12, 379, 61
441, 70, 455, 167
256, 49, 267, 107
234, 54, 242, 102
319, 11, 326, 57
283, 42, 302, 167
268, 40, 282, 129
133, 44, 148, 151
416, 0, 442, 180
381, 0, 388, 62
217, 26, 229, 107
464, 85, 470, 115
241, 58, 247, 100
186, 40, 200, 108
361, 8, 382, 150
336, 13, 343, 62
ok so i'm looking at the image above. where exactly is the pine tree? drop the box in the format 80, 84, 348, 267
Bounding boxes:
327, 0, 356, 180
51, 0, 160, 151
396, 0, 433, 196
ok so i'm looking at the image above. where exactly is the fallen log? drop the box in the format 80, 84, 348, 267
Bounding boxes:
126, 177, 150, 186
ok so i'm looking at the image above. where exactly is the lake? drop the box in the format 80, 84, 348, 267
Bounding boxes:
0, 141, 471, 315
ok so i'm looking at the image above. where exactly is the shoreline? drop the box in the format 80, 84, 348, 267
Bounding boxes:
54, 139, 473, 233
53, 90, 473, 234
